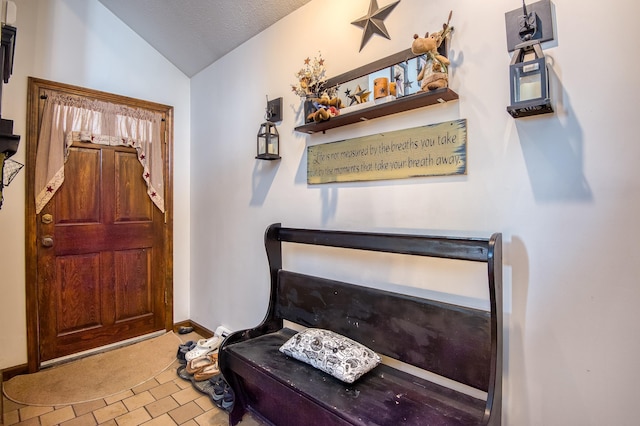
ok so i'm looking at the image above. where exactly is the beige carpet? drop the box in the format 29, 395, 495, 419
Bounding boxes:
2, 331, 182, 406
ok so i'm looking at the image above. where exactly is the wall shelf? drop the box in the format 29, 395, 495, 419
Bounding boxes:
293, 47, 457, 135
0, 136, 20, 157
0, 119, 20, 158
294, 88, 458, 134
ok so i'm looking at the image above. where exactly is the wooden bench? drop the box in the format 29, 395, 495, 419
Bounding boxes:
219, 224, 503, 426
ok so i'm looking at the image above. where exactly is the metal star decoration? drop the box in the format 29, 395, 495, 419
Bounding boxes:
354, 85, 371, 103
404, 79, 413, 91
351, 0, 400, 52
348, 90, 359, 105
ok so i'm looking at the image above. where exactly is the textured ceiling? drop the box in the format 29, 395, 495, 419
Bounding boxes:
98, 0, 312, 77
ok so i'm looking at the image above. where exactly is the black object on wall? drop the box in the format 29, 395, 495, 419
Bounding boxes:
1, 23, 21, 209
256, 97, 282, 160
0, 24, 19, 158
504, 0, 554, 52
505, 1, 555, 118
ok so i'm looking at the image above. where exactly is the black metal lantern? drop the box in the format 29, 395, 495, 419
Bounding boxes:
256, 121, 280, 160
507, 40, 552, 118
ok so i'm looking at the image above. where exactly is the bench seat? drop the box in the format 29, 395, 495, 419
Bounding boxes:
225, 328, 487, 426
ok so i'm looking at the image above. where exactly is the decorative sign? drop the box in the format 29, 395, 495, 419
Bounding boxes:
307, 119, 467, 184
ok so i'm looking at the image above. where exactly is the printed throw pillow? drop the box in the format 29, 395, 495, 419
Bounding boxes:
279, 328, 381, 384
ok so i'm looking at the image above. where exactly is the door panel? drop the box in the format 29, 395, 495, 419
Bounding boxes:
114, 248, 152, 321
57, 147, 101, 224
115, 151, 153, 222
56, 254, 102, 335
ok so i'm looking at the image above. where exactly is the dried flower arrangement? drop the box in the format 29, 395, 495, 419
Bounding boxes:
291, 52, 328, 98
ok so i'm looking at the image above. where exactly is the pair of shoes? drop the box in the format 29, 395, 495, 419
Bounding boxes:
186, 353, 220, 381
211, 376, 226, 401
186, 353, 217, 374
177, 362, 218, 383
178, 326, 194, 334
197, 375, 234, 411
185, 336, 223, 361
210, 376, 234, 411
176, 341, 196, 364
222, 387, 234, 411
195, 362, 220, 381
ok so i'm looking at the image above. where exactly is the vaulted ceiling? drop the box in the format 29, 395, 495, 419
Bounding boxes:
98, 0, 312, 77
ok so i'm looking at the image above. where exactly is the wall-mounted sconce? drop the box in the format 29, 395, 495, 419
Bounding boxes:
256, 122, 280, 160
505, 0, 555, 118
256, 96, 282, 160
507, 40, 552, 118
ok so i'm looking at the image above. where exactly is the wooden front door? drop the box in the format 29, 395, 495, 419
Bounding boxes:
25, 78, 174, 370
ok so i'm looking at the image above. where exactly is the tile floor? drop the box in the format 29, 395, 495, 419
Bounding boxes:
2, 335, 261, 426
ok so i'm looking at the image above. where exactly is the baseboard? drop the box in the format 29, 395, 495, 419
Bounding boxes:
2, 321, 212, 383
173, 319, 214, 338
1, 363, 28, 382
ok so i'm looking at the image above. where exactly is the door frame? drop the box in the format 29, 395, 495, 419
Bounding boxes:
24, 77, 174, 372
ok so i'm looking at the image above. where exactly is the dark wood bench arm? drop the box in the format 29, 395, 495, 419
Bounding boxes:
484, 232, 503, 425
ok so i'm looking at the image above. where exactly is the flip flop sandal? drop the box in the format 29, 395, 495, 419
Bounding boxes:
185, 336, 223, 361
193, 362, 221, 381
190, 375, 216, 396
176, 365, 192, 382
186, 353, 218, 375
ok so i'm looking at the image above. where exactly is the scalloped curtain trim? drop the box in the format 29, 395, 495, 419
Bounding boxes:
35, 90, 165, 214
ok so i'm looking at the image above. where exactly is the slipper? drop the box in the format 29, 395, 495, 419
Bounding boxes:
178, 340, 196, 351
186, 353, 218, 375
176, 341, 196, 364
194, 361, 221, 381
185, 336, 223, 361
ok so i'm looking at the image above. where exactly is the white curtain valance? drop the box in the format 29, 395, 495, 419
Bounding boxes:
35, 90, 165, 214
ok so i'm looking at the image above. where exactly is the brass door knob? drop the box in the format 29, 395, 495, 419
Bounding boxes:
41, 236, 54, 247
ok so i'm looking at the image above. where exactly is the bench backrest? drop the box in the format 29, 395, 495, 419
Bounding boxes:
276, 270, 491, 391
263, 224, 502, 397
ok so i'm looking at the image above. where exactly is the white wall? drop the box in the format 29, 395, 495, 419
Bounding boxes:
0, 0, 191, 369
190, 0, 640, 425
1, 0, 638, 424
